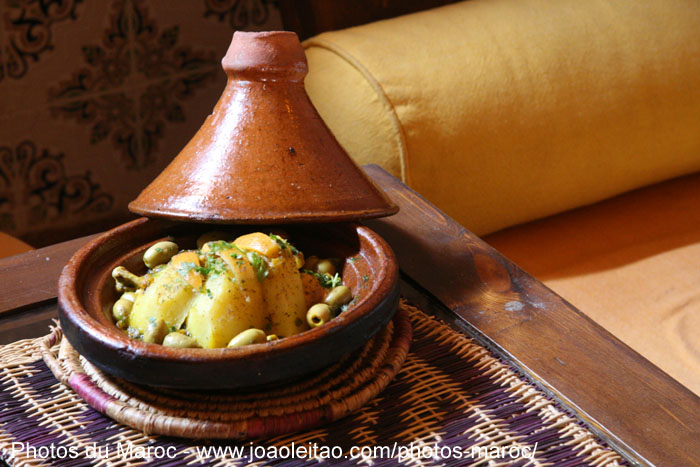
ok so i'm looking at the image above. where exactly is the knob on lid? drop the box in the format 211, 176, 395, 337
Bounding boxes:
129, 31, 398, 224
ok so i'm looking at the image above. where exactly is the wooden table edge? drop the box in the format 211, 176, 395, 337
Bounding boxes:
362, 165, 699, 467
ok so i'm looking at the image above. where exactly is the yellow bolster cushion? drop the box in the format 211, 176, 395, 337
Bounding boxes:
303, 0, 700, 236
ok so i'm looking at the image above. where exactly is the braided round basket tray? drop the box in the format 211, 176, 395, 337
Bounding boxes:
39, 308, 412, 440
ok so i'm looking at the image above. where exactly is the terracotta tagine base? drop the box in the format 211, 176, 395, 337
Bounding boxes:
58, 218, 399, 389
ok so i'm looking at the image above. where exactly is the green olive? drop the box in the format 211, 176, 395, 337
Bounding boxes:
121, 292, 136, 303
112, 298, 134, 321
304, 255, 319, 271
112, 266, 148, 290
324, 285, 353, 312
196, 231, 229, 250
143, 318, 168, 344
162, 332, 200, 348
316, 259, 337, 276
143, 241, 179, 269
227, 328, 267, 348
266, 334, 279, 342
307, 303, 332, 328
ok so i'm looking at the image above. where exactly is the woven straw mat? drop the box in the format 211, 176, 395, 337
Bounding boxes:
0, 301, 627, 466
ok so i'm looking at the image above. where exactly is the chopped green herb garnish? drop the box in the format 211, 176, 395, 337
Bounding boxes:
169, 325, 178, 333
246, 251, 269, 282
329, 273, 343, 287
206, 288, 213, 299
177, 261, 216, 278
206, 240, 234, 253
229, 243, 246, 254
269, 233, 287, 249
363, 275, 370, 282
302, 270, 343, 288
348, 257, 358, 263
194, 265, 213, 275
268, 233, 299, 254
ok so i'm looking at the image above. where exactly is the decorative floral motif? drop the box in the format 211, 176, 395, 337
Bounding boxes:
203, 0, 278, 29
0, 141, 113, 234
2, 0, 83, 81
49, 0, 218, 169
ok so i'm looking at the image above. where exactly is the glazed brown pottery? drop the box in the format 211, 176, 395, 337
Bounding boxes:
129, 31, 398, 224
58, 219, 399, 389
59, 31, 401, 390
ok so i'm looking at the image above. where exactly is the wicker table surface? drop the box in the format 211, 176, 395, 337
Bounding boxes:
0, 166, 697, 466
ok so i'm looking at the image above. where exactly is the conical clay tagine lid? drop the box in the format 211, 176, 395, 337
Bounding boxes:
129, 31, 398, 224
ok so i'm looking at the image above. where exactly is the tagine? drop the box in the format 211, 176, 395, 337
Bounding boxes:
57, 31, 400, 389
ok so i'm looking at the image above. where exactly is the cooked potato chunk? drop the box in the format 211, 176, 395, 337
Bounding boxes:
128, 265, 197, 335
233, 233, 308, 337
115, 232, 347, 347
186, 251, 266, 348
263, 253, 308, 337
